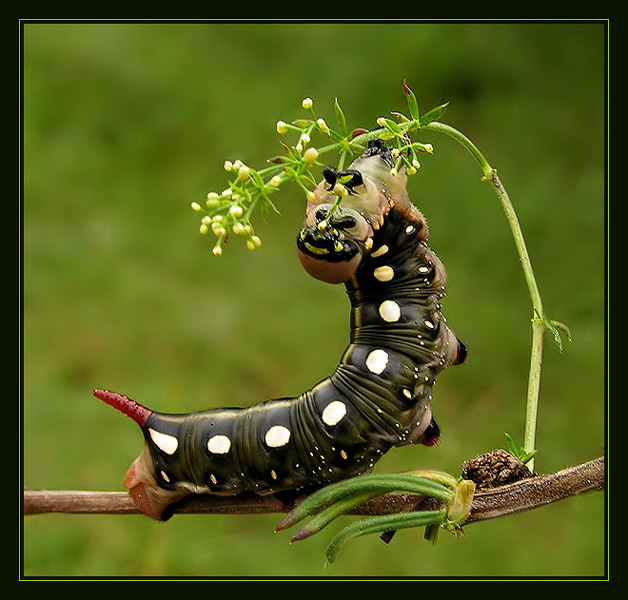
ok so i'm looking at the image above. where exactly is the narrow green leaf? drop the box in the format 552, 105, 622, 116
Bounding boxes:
290, 491, 381, 542
504, 432, 520, 457
534, 310, 572, 353
403, 80, 420, 121
334, 97, 347, 137
520, 450, 537, 465
276, 474, 453, 532
258, 190, 280, 217
549, 318, 573, 350
249, 170, 265, 189
327, 129, 347, 143
325, 509, 447, 565
418, 102, 450, 126
266, 156, 291, 165
350, 128, 369, 139
504, 432, 537, 464
390, 110, 410, 123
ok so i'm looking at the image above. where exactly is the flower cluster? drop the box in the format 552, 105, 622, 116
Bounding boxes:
193, 83, 447, 255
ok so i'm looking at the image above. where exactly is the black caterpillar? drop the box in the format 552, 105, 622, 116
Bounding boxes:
94, 141, 466, 521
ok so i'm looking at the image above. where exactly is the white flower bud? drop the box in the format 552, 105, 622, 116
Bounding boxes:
247, 235, 262, 250
191, 201, 202, 212
302, 97, 313, 110
276, 120, 288, 134
229, 204, 243, 218
332, 183, 348, 198
270, 175, 282, 187
206, 192, 221, 209
303, 147, 319, 164
237, 165, 250, 181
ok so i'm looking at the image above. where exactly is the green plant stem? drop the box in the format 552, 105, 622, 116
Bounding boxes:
425, 121, 544, 471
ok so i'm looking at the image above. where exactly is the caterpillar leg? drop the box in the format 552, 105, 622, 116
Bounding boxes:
454, 338, 468, 365
124, 446, 190, 521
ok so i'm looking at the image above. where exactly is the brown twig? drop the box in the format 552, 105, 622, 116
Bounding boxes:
23, 456, 604, 524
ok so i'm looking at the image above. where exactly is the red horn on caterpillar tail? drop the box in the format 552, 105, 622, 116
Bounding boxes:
94, 389, 189, 520
93, 389, 152, 426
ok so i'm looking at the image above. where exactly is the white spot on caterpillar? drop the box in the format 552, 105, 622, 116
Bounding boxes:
366, 348, 389, 374
379, 300, 401, 322
210, 473, 218, 485
371, 244, 389, 258
148, 428, 178, 455
340, 449, 348, 460
207, 434, 231, 454
418, 265, 430, 274
373, 265, 394, 282
322, 400, 347, 426
160, 470, 170, 483
270, 469, 278, 480
403, 388, 413, 399
424, 319, 435, 329
265, 425, 291, 448
404, 225, 416, 235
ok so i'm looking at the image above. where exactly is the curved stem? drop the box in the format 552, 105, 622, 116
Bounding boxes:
425, 121, 545, 470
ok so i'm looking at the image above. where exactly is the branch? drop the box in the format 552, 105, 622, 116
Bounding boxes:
23, 456, 604, 525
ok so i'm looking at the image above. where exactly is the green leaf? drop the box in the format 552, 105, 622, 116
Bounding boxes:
276, 473, 454, 532
292, 119, 314, 128
327, 129, 347, 143
333, 97, 347, 137
266, 155, 290, 165
504, 432, 537, 464
418, 102, 450, 126
403, 80, 420, 121
504, 432, 520, 457
290, 491, 381, 542
534, 310, 572, 353
325, 509, 446, 565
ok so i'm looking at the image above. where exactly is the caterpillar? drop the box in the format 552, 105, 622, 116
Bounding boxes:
94, 140, 466, 521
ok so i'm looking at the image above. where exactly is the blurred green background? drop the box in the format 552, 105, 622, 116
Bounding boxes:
22, 21, 606, 578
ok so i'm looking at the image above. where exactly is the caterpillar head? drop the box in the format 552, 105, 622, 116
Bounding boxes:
94, 389, 190, 521
297, 201, 371, 284
297, 140, 423, 283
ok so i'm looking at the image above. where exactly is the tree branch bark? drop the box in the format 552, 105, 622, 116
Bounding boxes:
23, 456, 604, 525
